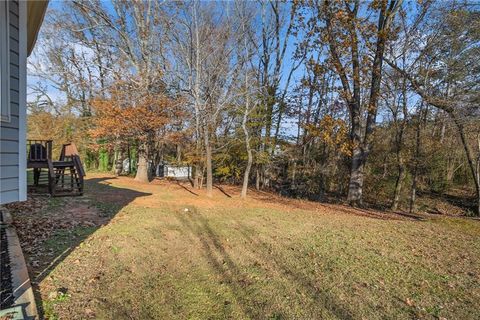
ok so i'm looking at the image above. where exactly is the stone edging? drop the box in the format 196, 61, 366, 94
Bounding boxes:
0, 206, 38, 319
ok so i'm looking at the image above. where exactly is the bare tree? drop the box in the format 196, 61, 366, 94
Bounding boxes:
235, 1, 258, 199
167, 1, 242, 196
386, 4, 480, 215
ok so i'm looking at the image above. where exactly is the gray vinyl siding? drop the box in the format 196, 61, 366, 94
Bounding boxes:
0, 0, 21, 204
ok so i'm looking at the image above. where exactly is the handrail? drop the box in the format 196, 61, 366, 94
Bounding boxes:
27, 140, 53, 161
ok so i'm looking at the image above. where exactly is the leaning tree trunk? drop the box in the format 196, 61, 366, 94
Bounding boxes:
241, 109, 253, 199
240, 26, 253, 199
451, 113, 480, 216
392, 159, 406, 211
135, 149, 150, 183
476, 134, 480, 216
241, 148, 253, 199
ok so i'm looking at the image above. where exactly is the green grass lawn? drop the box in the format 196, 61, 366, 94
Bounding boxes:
17, 174, 480, 319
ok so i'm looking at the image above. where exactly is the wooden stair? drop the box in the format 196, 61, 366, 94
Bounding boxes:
52, 157, 84, 196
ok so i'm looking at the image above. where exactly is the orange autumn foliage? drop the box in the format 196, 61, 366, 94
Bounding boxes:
89, 93, 181, 151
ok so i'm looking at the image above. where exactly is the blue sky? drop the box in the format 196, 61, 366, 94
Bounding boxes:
27, 0, 424, 138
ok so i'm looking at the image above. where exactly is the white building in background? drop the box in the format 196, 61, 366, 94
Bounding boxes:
156, 163, 191, 179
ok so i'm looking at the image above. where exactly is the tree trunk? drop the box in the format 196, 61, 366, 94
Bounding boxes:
127, 144, 131, 174
330, 0, 401, 207
114, 146, 124, 176
347, 146, 365, 206
410, 104, 426, 214
392, 159, 405, 211
240, 17, 253, 199
135, 150, 150, 183
476, 135, 480, 216
241, 150, 252, 199
241, 107, 253, 199
112, 149, 118, 174
176, 144, 182, 162
200, 167, 205, 189
194, 164, 201, 189
450, 113, 480, 216
204, 131, 213, 197
107, 149, 114, 171
255, 167, 260, 190
409, 174, 417, 214
477, 188, 480, 217
392, 73, 408, 211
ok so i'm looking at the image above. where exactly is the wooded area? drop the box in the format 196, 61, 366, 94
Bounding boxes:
27, 0, 480, 215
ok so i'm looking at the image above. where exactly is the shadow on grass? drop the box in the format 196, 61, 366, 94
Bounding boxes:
175, 209, 355, 319
175, 181, 199, 196
250, 189, 420, 222
236, 222, 355, 319
10, 176, 151, 319
174, 209, 258, 318
214, 185, 232, 198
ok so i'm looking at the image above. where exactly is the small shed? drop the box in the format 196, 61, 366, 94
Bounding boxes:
156, 164, 191, 179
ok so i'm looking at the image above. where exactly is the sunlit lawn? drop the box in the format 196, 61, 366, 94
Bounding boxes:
29, 174, 480, 319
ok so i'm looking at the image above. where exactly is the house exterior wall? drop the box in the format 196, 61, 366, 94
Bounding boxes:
1, 0, 26, 205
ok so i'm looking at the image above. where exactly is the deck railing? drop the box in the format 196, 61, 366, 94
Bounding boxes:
27, 140, 53, 162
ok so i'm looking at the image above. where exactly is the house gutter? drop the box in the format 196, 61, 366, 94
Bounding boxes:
27, 0, 49, 57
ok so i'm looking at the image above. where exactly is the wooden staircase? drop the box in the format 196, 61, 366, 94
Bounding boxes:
52, 158, 84, 196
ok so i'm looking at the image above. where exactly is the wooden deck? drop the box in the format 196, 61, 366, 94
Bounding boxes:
27, 140, 85, 196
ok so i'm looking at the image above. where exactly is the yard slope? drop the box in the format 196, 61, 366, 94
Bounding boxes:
9, 173, 480, 319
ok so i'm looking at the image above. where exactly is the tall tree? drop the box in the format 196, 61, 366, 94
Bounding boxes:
322, 0, 403, 206
71, 0, 168, 182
